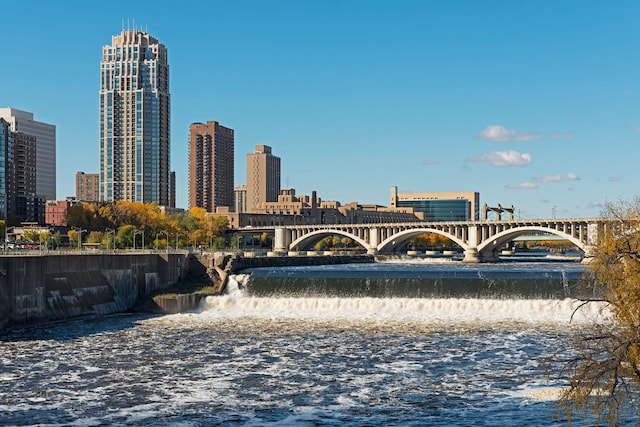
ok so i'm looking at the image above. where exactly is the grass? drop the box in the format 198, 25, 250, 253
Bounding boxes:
148, 273, 218, 298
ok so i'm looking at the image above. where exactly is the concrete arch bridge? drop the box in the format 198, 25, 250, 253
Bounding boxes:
272, 218, 609, 263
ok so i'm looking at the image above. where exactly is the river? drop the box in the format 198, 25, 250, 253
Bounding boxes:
0, 259, 626, 426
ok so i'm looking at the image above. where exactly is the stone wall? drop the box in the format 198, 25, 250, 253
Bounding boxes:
0, 253, 189, 335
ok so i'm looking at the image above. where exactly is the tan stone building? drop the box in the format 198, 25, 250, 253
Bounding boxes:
76, 171, 100, 202
188, 121, 234, 212
218, 189, 420, 229
246, 145, 280, 213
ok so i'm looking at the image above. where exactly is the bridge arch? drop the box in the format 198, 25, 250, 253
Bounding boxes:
476, 226, 586, 261
290, 229, 370, 252
377, 228, 467, 254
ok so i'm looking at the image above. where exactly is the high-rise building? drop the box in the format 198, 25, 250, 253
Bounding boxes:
246, 144, 281, 213
76, 171, 100, 202
188, 121, 234, 212
99, 29, 170, 205
0, 108, 56, 201
0, 119, 13, 219
13, 131, 39, 222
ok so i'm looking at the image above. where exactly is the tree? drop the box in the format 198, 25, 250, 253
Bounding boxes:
559, 198, 640, 424
22, 229, 40, 243
67, 229, 79, 249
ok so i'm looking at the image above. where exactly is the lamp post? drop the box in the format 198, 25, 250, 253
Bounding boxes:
175, 233, 183, 251
133, 230, 143, 250
155, 230, 168, 252
105, 228, 116, 251
72, 227, 86, 251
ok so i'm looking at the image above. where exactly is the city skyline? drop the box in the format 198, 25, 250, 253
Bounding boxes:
2, 1, 639, 218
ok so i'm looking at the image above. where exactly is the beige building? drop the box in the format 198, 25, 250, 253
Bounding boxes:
390, 187, 480, 221
76, 171, 100, 202
188, 121, 234, 212
234, 185, 247, 213
219, 189, 419, 229
246, 145, 280, 213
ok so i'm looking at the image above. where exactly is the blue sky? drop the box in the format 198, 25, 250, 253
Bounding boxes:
2, 0, 638, 218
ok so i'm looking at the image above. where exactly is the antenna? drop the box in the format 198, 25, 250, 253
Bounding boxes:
121, 18, 124, 32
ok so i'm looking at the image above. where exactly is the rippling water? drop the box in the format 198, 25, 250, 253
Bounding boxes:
0, 261, 616, 426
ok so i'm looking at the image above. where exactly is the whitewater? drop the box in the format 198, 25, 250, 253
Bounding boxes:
0, 261, 625, 426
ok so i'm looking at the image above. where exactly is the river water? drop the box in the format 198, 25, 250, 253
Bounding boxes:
0, 259, 625, 426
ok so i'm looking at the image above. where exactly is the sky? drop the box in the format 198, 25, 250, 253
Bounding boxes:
1, 0, 639, 219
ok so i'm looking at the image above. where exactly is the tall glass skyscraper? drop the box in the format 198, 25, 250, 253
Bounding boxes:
99, 29, 170, 205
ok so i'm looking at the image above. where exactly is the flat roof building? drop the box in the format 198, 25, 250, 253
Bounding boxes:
0, 107, 56, 201
76, 171, 100, 202
246, 145, 280, 213
390, 186, 480, 221
188, 121, 234, 212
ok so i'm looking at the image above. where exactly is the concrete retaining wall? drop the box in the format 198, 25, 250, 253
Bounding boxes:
0, 253, 189, 335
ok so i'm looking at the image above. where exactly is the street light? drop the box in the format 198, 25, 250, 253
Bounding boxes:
175, 232, 183, 250
72, 227, 86, 251
133, 230, 144, 250
155, 230, 168, 252
105, 228, 116, 251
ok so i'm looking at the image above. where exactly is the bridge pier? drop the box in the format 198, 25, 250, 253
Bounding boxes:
462, 248, 479, 263
273, 228, 289, 253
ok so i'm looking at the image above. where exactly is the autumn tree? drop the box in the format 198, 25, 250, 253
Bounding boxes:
67, 229, 79, 249
559, 198, 640, 424
22, 229, 41, 243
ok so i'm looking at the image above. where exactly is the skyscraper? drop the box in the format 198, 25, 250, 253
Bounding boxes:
0, 119, 12, 220
99, 29, 170, 205
246, 144, 281, 213
0, 108, 56, 202
188, 121, 234, 212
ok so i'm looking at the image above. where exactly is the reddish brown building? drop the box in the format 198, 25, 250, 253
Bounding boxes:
45, 199, 74, 226
188, 121, 234, 212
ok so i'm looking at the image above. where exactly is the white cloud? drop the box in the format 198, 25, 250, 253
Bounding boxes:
468, 150, 533, 167
506, 182, 539, 189
532, 172, 580, 183
421, 159, 438, 166
586, 201, 602, 210
609, 176, 622, 182
478, 125, 540, 142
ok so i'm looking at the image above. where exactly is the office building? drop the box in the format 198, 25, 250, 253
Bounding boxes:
0, 119, 12, 219
188, 121, 234, 212
246, 144, 280, 213
76, 171, 100, 202
0, 108, 56, 201
99, 29, 170, 205
13, 131, 39, 222
390, 186, 480, 221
